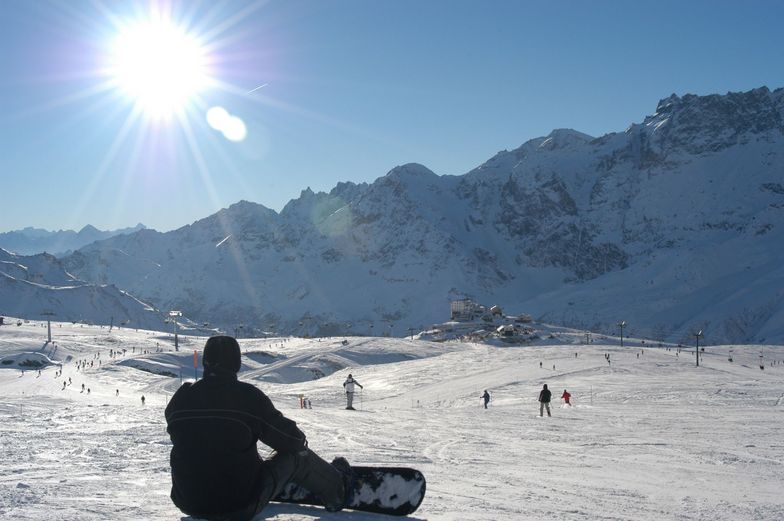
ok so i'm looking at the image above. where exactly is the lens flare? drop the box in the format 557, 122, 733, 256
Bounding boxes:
207, 106, 247, 142
206, 106, 230, 130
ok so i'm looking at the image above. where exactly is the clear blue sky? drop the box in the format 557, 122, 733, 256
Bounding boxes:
1, 0, 783, 233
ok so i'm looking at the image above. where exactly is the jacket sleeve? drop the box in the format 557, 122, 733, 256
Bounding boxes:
251, 388, 307, 453
164, 382, 192, 432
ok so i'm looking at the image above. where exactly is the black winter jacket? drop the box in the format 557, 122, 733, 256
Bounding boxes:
538, 389, 552, 403
165, 374, 306, 517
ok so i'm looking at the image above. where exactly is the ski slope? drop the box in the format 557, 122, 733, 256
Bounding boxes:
1, 319, 783, 520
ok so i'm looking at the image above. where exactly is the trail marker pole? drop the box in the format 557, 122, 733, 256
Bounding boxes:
169, 311, 182, 350
42, 311, 56, 343
694, 330, 703, 367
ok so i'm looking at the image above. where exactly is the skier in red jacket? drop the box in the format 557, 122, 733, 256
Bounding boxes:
561, 389, 571, 406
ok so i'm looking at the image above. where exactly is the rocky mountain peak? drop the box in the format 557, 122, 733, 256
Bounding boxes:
77, 224, 99, 235
640, 87, 784, 152
200, 200, 279, 235
537, 128, 594, 150
385, 163, 437, 179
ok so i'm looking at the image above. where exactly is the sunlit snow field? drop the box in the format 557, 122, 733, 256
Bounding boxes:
1, 320, 783, 520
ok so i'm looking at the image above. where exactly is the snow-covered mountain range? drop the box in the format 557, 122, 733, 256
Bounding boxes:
4, 87, 784, 343
0, 224, 145, 256
0, 248, 162, 330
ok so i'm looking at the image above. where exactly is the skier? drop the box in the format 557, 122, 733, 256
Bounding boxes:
165, 336, 352, 520
343, 374, 363, 410
481, 390, 491, 409
561, 389, 571, 406
538, 384, 552, 417
141, 395, 145, 406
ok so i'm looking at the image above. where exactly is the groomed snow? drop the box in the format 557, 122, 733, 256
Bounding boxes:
1, 320, 783, 520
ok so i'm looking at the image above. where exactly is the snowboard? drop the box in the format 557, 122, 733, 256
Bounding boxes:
273, 466, 426, 516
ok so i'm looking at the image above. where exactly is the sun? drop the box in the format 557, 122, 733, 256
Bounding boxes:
110, 20, 209, 118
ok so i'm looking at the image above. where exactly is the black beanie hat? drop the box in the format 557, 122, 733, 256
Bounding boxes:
203, 336, 241, 374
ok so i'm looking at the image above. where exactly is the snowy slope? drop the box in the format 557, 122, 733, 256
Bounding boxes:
1, 319, 783, 520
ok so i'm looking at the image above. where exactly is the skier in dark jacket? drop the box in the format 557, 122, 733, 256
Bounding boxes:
165, 336, 350, 520
538, 384, 552, 417
481, 390, 491, 409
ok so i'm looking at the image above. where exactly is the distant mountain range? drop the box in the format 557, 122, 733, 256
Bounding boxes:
0, 248, 162, 330
0, 224, 146, 256
2, 87, 783, 344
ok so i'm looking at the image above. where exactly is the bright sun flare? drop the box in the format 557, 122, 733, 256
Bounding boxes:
110, 20, 208, 117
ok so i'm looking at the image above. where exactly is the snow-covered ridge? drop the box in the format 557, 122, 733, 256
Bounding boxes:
0, 223, 146, 256
631, 86, 784, 156
0, 248, 162, 329
3, 87, 783, 344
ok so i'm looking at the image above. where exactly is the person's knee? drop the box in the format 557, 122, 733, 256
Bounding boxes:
264, 451, 302, 492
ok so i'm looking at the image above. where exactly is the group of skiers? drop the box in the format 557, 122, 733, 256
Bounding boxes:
481, 385, 572, 416
160, 335, 589, 520
538, 384, 571, 416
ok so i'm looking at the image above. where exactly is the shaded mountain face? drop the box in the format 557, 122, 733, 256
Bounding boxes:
58, 87, 784, 344
0, 224, 146, 256
0, 248, 161, 329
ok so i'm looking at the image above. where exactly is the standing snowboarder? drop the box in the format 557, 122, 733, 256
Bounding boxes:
481, 390, 491, 409
561, 389, 571, 406
343, 374, 363, 410
165, 336, 353, 520
538, 384, 552, 417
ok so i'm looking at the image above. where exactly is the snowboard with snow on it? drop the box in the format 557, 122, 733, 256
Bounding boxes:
274, 466, 426, 516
